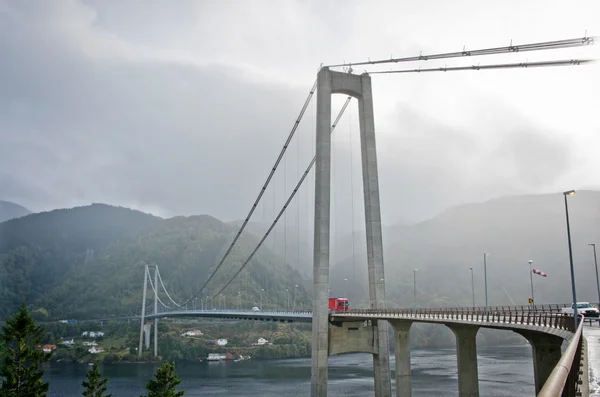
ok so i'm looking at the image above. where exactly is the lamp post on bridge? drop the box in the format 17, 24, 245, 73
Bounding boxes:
286, 288, 290, 310
238, 291, 241, 310
293, 285, 298, 310
469, 267, 475, 308
261, 288, 265, 311
343, 278, 348, 299
563, 189, 578, 330
483, 253, 489, 317
413, 269, 418, 309
590, 243, 600, 307
528, 260, 535, 305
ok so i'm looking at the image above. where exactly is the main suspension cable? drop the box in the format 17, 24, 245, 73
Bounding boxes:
156, 267, 183, 308
210, 97, 353, 300
367, 59, 595, 75
145, 266, 172, 309
182, 78, 318, 307
325, 36, 596, 68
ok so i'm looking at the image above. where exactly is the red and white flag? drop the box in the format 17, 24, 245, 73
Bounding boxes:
532, 268, 547, 277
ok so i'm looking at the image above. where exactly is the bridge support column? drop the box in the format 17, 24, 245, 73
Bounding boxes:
311, 66, 334, 397
390, 321, 413, 397
143, 323, 151, 350
138, 264, 148, 358
515, 331, 563, 394
359, 72, 392, 397
447, 325, 479, 397
154, 267, 158, 357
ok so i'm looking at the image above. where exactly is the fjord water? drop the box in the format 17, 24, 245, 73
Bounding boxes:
45, 345, 534, 396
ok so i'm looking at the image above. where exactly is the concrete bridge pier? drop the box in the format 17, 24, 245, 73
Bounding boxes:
143, 322, 151, 350
447, 325, 480, 397
390, 321, 413, 397
515, 331, 563, 394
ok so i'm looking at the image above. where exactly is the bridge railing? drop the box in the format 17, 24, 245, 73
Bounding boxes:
537, 315, 585, 397
340, 307, 575, 331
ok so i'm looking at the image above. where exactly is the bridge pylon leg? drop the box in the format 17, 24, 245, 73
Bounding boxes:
311, 66, 334, 397
447, 324, 480, 397
138, 264, 148, 358
390, 321, 413, 397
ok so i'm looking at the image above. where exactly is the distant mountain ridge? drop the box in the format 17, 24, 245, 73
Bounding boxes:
0, 200, 32, 222
0, 203, 309, 321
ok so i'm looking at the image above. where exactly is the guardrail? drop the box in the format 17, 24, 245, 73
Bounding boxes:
337, 307, 575, 331
537, 315, 584, 397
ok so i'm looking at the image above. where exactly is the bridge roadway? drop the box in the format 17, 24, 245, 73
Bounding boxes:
145, 307, 572, 339
143, 305, 584, 396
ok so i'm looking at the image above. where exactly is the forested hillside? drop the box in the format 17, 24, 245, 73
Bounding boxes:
0, 204, 309, 321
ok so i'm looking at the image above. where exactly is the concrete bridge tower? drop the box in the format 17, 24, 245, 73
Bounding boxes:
311, 67, 391, 397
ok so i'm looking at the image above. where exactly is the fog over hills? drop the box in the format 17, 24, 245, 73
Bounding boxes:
0, 200, 32, 223
328, 190, 600, 309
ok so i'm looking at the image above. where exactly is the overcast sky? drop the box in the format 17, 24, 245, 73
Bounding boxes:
1, 0, 599, 230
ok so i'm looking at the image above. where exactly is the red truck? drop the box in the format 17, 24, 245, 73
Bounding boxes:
328, 297, 349, 312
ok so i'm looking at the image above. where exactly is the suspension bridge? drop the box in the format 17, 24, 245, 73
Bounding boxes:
136, 36, 597, 397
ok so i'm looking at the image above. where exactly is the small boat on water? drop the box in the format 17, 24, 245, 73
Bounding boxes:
206, 353, 234, 361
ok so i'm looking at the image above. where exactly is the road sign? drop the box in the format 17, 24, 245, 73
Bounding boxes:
529, 298, 534, 304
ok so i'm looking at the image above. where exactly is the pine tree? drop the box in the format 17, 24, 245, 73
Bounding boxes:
81, 363, 111, 397
0, 304, 51, 397
141, 361, 184, 397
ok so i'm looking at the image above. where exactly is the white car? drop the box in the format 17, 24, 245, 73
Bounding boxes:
252, 307, 260, 312
561, 302, 599, 318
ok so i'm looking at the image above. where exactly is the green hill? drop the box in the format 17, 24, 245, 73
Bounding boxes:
0, 204, 309, 321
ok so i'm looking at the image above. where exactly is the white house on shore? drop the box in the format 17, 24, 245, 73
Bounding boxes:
254, 338, 270, 346
217, 338, 228, 346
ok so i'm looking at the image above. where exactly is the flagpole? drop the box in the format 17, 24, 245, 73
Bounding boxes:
528, 260, 535, 305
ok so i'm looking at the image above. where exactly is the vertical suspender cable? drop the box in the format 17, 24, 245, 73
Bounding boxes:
181, 79, 318, 307
349, 100, 357, 303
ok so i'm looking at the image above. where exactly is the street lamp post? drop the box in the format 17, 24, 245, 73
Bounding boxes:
413, 269, 418, 309
238, 291, 241, 310
528, 260, 535, 305
590, 244, 600, 307
484, 253, 489, 318
293, 285, 298, 310
343, 278, 348, 298
469, 267, 475, 308
261, 288, 265, 311
286, 288, 290, 310
563, 190, 578, 330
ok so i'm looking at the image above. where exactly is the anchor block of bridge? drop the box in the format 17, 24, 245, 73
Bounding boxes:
328, 321, 378, 355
